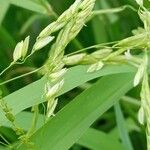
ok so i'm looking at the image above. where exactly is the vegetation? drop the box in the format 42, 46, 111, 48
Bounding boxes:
0, 0, 150, 149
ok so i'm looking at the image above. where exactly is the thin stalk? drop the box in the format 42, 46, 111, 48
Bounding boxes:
0, 134, 10, 145
27, 105, 39, 137
92, 5, 137, 17
0, 141, 8, 147
0, 67, 41, 86
122, 96, 141, 106
0, 62, 15, 76
66, 41, 119, 57
0, 49, 36, 77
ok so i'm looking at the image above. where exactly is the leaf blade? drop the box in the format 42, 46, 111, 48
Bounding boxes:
0, 64, 136, 126
0, 1, 10, 25
77, 128, 123, 150
9, 0, 46, 14
114, 103, 134, 150
18, 73, 135, 150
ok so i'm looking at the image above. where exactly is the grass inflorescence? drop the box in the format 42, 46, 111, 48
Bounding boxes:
1, 0, 150, 150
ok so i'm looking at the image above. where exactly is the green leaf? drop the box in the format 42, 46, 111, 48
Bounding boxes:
0, 64, 136, 126
0, 1, 10, 25
18, 73, 135, 150
77, 128, 123, 150
114, 102, 134, 150
4, 112, 123, 150
109, 117, 140, 139
9, 0, 46, 14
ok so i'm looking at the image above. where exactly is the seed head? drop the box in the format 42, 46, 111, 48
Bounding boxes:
47, 99, 58, 118
133, 53, 148, 87
13, 36, 30, 62
49, 68, 67, 82
33, 36, 54, 52
22, 36, 30, 59
91, 48, 112, 59
13, 41, 24, 62
45, 80, 64, 99
63, 53, 86, 65
134, 64, 145, 87
138, 107, 145, 125
87, 61, 104, 73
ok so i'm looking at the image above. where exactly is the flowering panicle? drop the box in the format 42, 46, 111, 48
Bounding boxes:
42, 0, 96, 120
38, 0, 82, 38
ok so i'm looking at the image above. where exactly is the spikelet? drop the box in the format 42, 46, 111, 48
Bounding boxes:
45, 80, 64, 99
32, 36, 54, 52
133, 52, 148, 87
87, 61, 104, 73
13, 36, 30, 62
63, 53, 86, 65
38, 0, 82, 38
13, 41, 24, 62
49, 68, 67, 82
